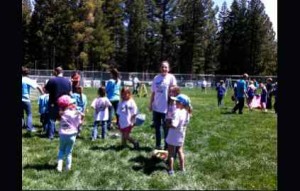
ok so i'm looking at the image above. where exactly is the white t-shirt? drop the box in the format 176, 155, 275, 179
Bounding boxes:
202, 80, 207, 87
166, 101, 176, 119
166, 108, 190, 146
117, 98, 138, 129
151, 73, 177, 113
91, 97, 112, 121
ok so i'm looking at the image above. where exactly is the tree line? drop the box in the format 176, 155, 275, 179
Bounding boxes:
22, 0, 277, 75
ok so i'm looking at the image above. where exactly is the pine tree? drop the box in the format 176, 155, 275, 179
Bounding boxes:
217, 1, 230, 74
89, 0, 114, 71
22, 0, 32, 66
126, 0, 147, 72
102, 0, 126, 69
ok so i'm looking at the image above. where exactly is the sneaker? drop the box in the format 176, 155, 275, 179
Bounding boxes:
57, 166, 62, 172
168, 170, 175, 176
28, 128, 37, 133
134, 141, 140, 150
65, 165, 71, 171
57, 160, 63, 172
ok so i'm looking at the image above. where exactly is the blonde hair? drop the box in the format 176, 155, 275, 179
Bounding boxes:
121, 86, 132, 99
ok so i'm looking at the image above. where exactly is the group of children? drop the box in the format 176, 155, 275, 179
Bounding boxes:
36, 75, 277, 175
216, 78, 277, 113
39, 82, 193, 175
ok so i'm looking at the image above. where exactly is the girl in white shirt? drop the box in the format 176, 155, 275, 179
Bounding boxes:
117, 87, 140, 149
166, 94, 192, 175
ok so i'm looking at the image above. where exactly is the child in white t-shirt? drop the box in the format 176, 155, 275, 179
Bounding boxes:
166, 94, 192, 176
117, 87, 140, 149
90, 86, 112, 140
56, 95, 84, 172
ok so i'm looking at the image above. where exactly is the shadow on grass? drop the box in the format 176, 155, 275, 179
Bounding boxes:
90, 145, 127, 152
129, 155, 168, 175
90, 145, 153, 152
220, 111, 236, 115
23, 163, 56, 171
22, 130, 53, 139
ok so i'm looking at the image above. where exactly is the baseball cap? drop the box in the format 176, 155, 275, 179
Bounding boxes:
171, 94, 191, 107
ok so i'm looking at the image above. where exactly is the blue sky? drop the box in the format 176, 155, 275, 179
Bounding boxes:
213, 0, 277, 39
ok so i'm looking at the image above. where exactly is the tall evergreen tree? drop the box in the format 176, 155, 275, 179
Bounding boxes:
247, 0, 276, 75
102, 0, 127, 69
126, 0, 147, 72
144, 0, 161, 72
22, 0, 32, 66
29, 0, 79, 69
178, 0, 207, 74
217, 1, 230, 74
71, 0, 96, 70
89, 0, 114, 71
201, 0, 219, 74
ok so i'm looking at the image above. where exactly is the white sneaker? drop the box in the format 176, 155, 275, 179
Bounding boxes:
57, 160, 63, 172
65, 165, 71, 171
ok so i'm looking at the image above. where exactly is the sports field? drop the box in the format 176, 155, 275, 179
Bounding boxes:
22, 87, 277, 190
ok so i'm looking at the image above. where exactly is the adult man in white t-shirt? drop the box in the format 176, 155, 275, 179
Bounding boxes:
149, 61, 177, 150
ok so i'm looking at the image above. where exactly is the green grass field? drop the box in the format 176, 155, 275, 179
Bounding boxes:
22, 87, 277, 190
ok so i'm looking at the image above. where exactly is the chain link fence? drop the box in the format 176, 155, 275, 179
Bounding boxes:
28, 69, 277, 88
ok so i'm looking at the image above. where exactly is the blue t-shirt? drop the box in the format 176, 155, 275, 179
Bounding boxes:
216, 85, 226, 96
38, 94, 49, 114
236, 79, 247, 98
71, 93, 88, 112
106, 79, 121, 101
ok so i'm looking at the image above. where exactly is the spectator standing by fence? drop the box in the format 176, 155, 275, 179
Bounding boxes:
149, 61, 177, 150
132, 75, 140, 95
202, 78, 207, 93
22, 67, 44, 132
45, 67, 72, 140
106, 68, 121, 130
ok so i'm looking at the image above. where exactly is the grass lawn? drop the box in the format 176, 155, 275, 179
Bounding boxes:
22, 87, 277, 190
